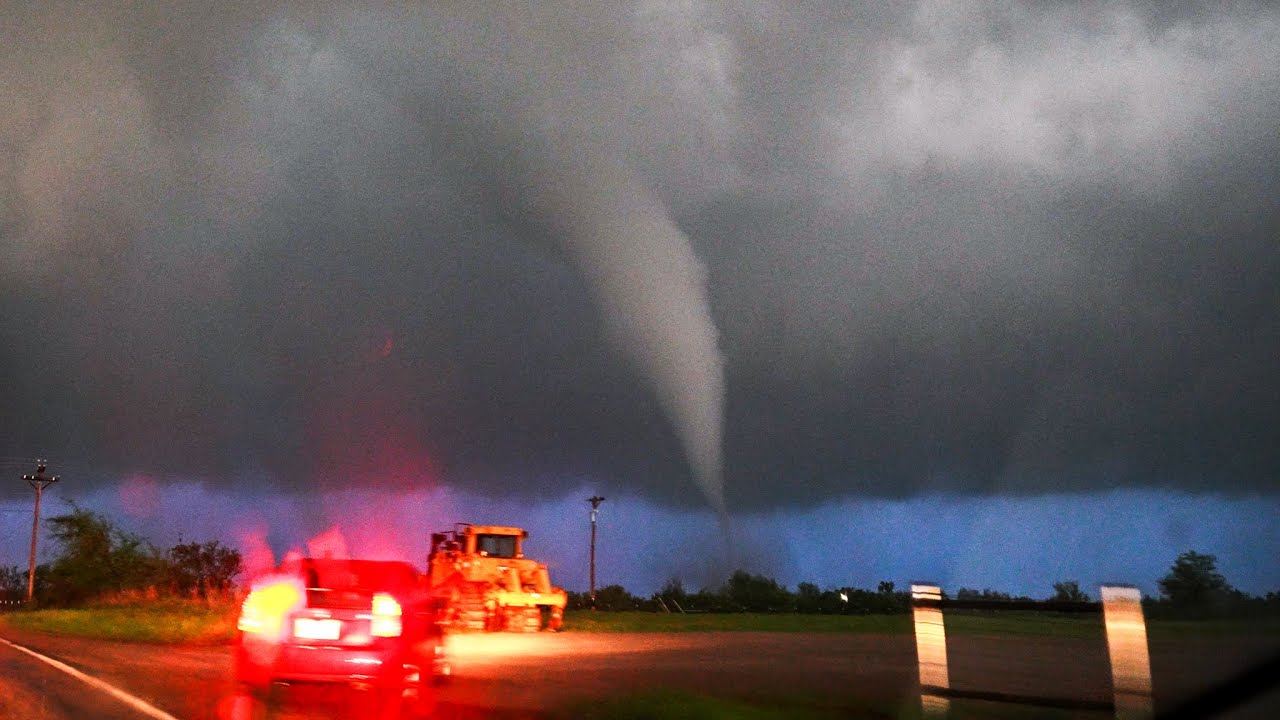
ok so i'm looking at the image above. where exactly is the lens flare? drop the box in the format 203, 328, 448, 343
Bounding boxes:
306, 524, 351, 560
237, 576, 304, 637
370, 592, 403, 637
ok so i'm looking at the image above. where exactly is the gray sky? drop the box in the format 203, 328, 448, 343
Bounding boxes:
3, 1, 1278, 511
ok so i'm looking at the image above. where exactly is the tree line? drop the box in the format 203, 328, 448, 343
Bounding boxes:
1, 504, 242, 607
570, 551, 1280, 619
4, 503, 1272, 621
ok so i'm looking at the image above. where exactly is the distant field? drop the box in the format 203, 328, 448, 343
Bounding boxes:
1144, 615, 1280, 640
3, 604, 1275, 644
566, 609, 1280, 639
561, 610, 912, 633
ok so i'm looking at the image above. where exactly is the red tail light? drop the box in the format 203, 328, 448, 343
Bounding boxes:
370, 592, 403, 637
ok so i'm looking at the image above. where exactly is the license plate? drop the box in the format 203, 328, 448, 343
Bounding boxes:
293, 618, 342, 640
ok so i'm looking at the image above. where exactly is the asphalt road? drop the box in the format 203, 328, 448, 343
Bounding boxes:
1, 627, 1277, 719
0, 629, 235, 720
0, 636, 151, 720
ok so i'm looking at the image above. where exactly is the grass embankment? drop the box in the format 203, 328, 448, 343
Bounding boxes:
0, 598, 240, 644
562, 610, 912, 633
1145, 615, 1280, 640
3, 604, 1276, 645
563, 609, 1280, 638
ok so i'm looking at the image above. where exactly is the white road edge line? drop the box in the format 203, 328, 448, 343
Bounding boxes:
0, 636, 182, 720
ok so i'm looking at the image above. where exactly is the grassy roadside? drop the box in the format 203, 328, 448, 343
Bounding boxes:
0, 598, 240, 644
1145, 615, 1280, 640
561, 610, 912, 633
3, 604, 1275, 644
564, 610, 1280, 639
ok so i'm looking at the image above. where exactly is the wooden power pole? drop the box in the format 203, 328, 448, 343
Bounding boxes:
22, 462, 59, 604
587, 495, 605, 609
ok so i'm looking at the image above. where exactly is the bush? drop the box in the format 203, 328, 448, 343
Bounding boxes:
38, 504, 242, 607
167, 540, 242, 599
44, 506, 163, 605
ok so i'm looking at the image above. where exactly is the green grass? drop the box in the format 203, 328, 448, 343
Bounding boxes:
562, 609, 1280, 638
1146, 615, 1280, 640
0, 598, 240, 644
562, 610, 912, 633
942, 611, 1106, 640
3, 603, 1275, 645
562, 610, 1102, 637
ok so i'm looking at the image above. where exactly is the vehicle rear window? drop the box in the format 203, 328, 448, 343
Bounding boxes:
278, 559, 417, 591
279, 559, 418, 608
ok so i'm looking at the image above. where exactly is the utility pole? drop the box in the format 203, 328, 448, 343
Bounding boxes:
22, 461, 59, 604
587, 495, 605, 609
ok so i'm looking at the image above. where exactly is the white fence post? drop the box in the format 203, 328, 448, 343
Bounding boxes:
912, 583, 950, 715
1101, 585, 1153, 719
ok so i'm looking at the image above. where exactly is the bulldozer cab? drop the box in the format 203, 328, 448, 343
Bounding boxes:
475, 533, 517, 558
429, 524, 528, 560
469, 525, 527, 558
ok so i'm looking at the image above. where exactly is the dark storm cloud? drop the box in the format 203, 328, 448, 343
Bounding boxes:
2, 2, 1277, 508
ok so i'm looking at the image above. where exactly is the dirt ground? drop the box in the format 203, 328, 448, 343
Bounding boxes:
437, 631, 1279, 718
2, 627, 1277, 719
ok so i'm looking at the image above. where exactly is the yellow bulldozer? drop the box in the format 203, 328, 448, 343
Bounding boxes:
426, 523, 566, 632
